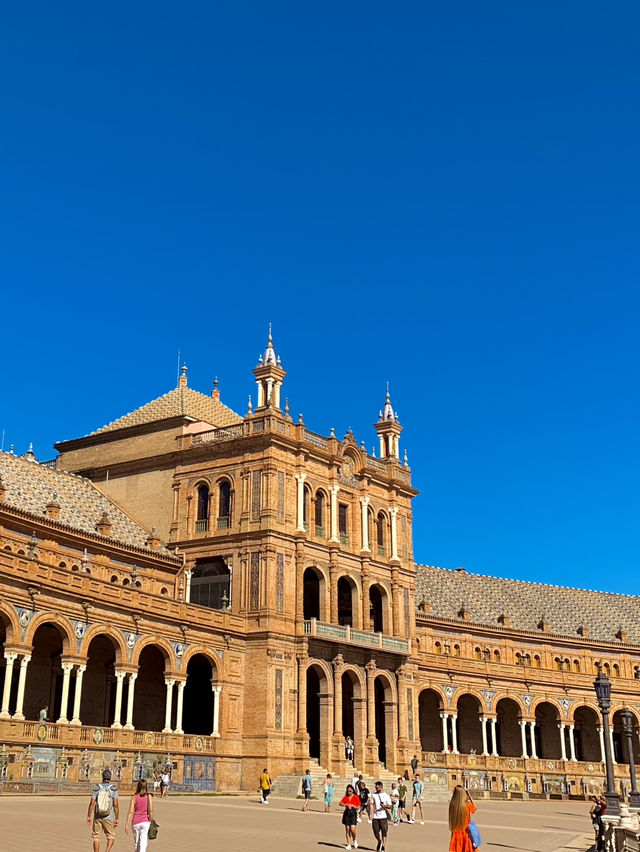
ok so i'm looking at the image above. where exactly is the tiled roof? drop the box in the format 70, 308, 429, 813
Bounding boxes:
89, 386, 242, 436
415, 563, 639, 645
0, 451, 173, 556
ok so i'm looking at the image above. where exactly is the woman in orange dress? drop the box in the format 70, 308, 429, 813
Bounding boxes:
448, 785, 477, 852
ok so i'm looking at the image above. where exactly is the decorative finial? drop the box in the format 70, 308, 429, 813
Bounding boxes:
403, 449, 409, 467
179, 364, 188, 388
247, 394, 253, 413
214, 376, 219, 388
371, 447, 376, 457
9, 444, 14, 454
211, 376, 220, 400
360, 441, 366, 449
284, 397, 290, 415
330, 427, 335, 437
258, 354, 264, 365
268, 322, 272, 343
298, 412, 304, 424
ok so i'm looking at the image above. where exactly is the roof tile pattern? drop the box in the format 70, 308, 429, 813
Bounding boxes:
415, 563, 639, 644
0, 451, 170, 554
90, 386, 242, 436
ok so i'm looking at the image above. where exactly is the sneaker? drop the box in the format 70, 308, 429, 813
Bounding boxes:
376, 842, 382, 852
408, 818, 415, 824
354, 843, 358, 849
356, 818, 361, 823
420, 821, 424, 825
346, 846, 351, 850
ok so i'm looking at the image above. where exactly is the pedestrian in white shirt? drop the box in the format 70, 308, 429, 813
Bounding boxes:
369, 781, 392, 852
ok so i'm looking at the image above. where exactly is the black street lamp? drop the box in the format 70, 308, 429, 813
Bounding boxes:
593, 665, 620, 815
619, 709, 640, 808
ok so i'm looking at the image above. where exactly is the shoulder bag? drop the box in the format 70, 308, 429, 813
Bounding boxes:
147, 796, 159, 841
468, 820, 482, 849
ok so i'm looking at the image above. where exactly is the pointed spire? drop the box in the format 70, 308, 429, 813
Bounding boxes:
246, 394, 253, 416
23, 443, 37, 462
403, 449, 409, 467
262, 323, 278, 366
381, 382, 395, 422
178, 364, 188, 388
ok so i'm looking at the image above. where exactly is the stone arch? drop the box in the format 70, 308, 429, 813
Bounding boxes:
373, 670, 397, 767
368, 580, 392, 634
495, 697, 522, 757
24, 611, 75, 654
336, 572, 360, 628
180, 645, 222, 679
573, 704, 601, 762
304, 660, 333, 768
79, 625, 128, 665
534, 700, 562, 759
492, 692, 527, 717
303, 564, 329, 622
417, 682, 447, 707
530, 695, 564, 718
313, 488, 329, 535
183, 653, 217, 735
303, 657, 334, 693
612, 707, 640, 764
23, 621, 70, 721
133, 642, 170, 732
131, 636, 177, 670
418, 687, 443, 752
340, 665, 365, 765
81, 633, 120, 727
0, 603, 19, 645
456, 688, 489, 714
456, 692, 484, 754
570, 700, 600, 722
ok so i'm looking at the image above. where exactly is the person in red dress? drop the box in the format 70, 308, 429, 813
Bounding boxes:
340, 784, 361, 850
448, 785, 477, 852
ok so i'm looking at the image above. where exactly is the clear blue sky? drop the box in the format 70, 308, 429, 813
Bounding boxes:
1, 2, 639, 593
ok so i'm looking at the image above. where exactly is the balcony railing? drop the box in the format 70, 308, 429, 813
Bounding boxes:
217, 517, 229, 529
191, 425, 244, 445
304, 619, 410, 654
195, 519, 209, 533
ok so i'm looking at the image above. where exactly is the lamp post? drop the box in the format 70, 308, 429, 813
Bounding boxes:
593, 665, 620, 815
620, 709, 640, 808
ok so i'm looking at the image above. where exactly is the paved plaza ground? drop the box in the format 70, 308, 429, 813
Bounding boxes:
0, 794, 595, 852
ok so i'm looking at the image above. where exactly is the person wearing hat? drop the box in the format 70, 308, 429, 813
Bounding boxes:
87, 768, 119, 852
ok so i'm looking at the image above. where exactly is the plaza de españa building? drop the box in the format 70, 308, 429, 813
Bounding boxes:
0, 332, 639, 797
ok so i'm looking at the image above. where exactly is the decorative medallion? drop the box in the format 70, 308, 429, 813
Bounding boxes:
36, 724, 48, 742
443, 685, 456, 704
547, 760, 555, 770
521, 695, 532, 709
587, 763, 595, 773
92, 728, 104, 746
560, 699, 572, 717
143, 731, 154, 747
508, 758, 516, 769
428, 753, 437, 765
469, 755, 477, 766
194, 736, 204, 752
482, 690, 496, 711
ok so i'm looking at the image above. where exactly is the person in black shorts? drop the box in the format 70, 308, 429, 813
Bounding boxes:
340, 784, 361, 850
301, 769, 313, 811
357, 781, 370, 823
396, 777, 408, 822
369, 781, 392, 852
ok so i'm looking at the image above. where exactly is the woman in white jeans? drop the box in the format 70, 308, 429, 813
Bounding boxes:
125, 779, 155, 852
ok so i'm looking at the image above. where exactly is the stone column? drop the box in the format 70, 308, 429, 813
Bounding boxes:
441, 712, 449, 753
124, 673, 137, 730
295, 474, 307, 532
297, 656, 307, 734
329, 485, 340, 542
389, 507, 399, 560
610, 727, 616, 764
0, 652, 17, 718
451, 713, 459, 754
333, 660, 343, 736
70, 665, 86, 726
163, 679, 175, 733
559, 722, 568, 761
480, 716, 489, 756
490, 717, 499, 756
529, 721, 538, 759
185, 569, 192, 603
569, 724, 577, 761
112, 671, 126, 728
175, 681, 186, 735
57, 662, 74, 724
13, 655, 31, 720
396, 669, 408, 741
360, 497, 371, 551
519, 720, 529, 758
598, 726, 606, 762
212, 684, 221, 737
365, 662, 376, 737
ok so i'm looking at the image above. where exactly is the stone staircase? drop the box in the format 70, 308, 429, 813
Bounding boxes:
271, 760, 449, 802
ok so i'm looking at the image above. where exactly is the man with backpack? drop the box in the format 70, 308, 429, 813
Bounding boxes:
301, 768, 313, 811
87, 768, 119, 852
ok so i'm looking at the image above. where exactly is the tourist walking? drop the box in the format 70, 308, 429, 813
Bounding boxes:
408, 773, 424, 824
301, 768, 313, 811
369, 781, 392, 851
39, 705, 49, 722
357, 780, 370, 823
160, 769, 170, 798
87, 768, 119, 852
448, 785, 478, 852
396, 778, 408, 822
124, 779, 154, 852
590, 796, 606, 851
410, 754, 419, 775
259, 768, 272, 804
345, 736, 355, 762
324, 773, 334, 812
340, 783, 360, 850
390, 783, 400, 825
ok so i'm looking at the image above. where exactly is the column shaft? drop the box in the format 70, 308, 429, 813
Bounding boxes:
175, 681, 185, 734
329, 486, 339, 542
13, 655, 31, 720
112, 672, 126, 728
481, 717, 489, 756
0, 653, 17, 718
390, 507, 399, 560
451, 714, 459, 753
520, 721, 529, 758
490, 717, 499, 756
212, 685, 221, 737
57, 663, 73, 724
559, 723, 568, 761
569, 724, 577, 761
296, 474, 306, 531
163, 679, 175, 733
70, 665, 86, 726
360, 498, 370, 551
529, 721, 538, 759
124, 673, 137, 730
441, 712, 449, 752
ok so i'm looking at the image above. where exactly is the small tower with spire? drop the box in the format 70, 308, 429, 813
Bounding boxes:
374, 384, 403, 460
252, 325, 286, 411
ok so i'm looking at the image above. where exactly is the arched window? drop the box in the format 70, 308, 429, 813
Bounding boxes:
573, 659, 580, 673
196, 484, 209, 532
453, 644, 461, 658
634, 666, 640, 681
303, 485, 311, 530
315, 492, 326, 537
604, 663, 611, 677
493, 650, 501, 663
612, 664, 620, 678
554, 658, 562, 671
218, 480, 232, 528
376, 513, 386, 556
434, 641, 442, 655
339, 503, 349, 543
475, 647, 482, 661
533, 655, 541, 668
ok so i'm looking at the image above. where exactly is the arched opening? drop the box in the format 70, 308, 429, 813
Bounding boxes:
337, 576, 355, 626
341, 670, 365, 766
306, 666, 321, 759
418, 688, 442, 752
374, 677, 387, 763
573, 705, 601, 762
133, 646, 166, 732
535, 702, 561, 759
196, 484, 209, 532
496, 698, 521, 757
376, 513, 386, 557
369, 584, 384, 633
183, 654, 215, 735
314, 491, 326, 537
613, 709, 640, 765
303, 567, 321, 620
303, 485, 311, 531
81, 635, 118, 727
24, 623, 66, 721
0, 616, 18, 716
457, 694, 483, 754
218, 480, 232, 528
338, 503, 349, 542
191, 557, 231, 610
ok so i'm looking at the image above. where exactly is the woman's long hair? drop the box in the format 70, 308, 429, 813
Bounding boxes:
135, 780, 148, 797
448, 785, 467, 832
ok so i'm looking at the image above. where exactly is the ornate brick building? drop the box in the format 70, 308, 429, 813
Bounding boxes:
0, 332, 638, 796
